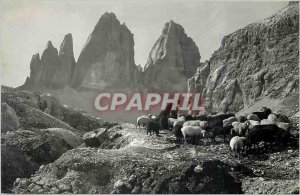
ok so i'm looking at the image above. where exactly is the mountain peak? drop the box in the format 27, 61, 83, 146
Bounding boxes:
288, 1, 299, 6
143, 20, 200, 91
102, 12, 117, 19
59, 33, 74, 56
46, 41, 54, 49
70, 11, 137, 90
32, 53, 40, 59
98, 12, 119, 25
64, 33, 72, 40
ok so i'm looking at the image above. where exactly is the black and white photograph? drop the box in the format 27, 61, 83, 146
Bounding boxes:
1, 0, 299, 194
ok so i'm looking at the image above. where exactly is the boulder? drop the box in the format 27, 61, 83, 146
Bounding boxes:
1, 128, 81, 193
1, 102, 20, 133
1, 141, 39, 193
83, 128, 109, 147
83, 131, 100, 147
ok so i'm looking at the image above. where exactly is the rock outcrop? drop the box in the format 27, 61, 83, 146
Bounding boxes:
39, 41, 65, 88
71, 12, 138, 90
143, 20, 200, 91
1, 128, 81, 193
26, 53, 42, 87
1, 86, 115, 193
188, 2, 299, 113
59, 33, 76, 84
21, 34, 76, 90
1, 86, 113, 134
1, 102, 20, 134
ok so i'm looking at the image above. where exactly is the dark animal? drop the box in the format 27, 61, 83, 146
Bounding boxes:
147, 121, 160, 136
159, 116, 169, 130
252, 107, 272, 120
159, 103, 173, 118
276, 114, 290, 123
158, 108, 171, 130
182, 115, 193, 121
180, 114, 208, 122
172, 124, 183, 140
158, 110, 170, 118
245, 124, 292, 151
211, 125, 233, 143
191, 115, 208, 121
237, 115, 247, 123
170, 110, 178, 119
206, 113, 234, 130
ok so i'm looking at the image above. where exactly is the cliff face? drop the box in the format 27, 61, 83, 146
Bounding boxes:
40, 41, 65, 88
188, 2, 299, 113
21, 34, 76, 89
143, 21, 200, 91
59, 33, 76, 84
70, 13, 138, 90
27, 53, 42, 86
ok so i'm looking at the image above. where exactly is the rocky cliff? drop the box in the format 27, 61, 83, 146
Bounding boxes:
188, 2, 299, 113
143, 21, 200, 91
59, 33, 76, 85
21, 34, 76, 89
70, 12, 138, 90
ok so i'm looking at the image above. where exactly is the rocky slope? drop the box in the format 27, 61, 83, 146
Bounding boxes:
1, 86, 113, 192
70, 12, 139, 90
2, 86, 299, 194
143, 21, 200, 91
12, 123, 299, 194
21, 34, 76, 89
188, 2, 299, 113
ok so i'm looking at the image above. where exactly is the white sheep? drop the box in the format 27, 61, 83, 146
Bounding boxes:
181, 126, 207, 144
223, 116, 238, 127
247, 120, 260, 129
183, 120, 199, 127
168, 118, 177, 127
259, 119, 290, 131
260, 119, 276, 125
267, 114, 277, 122
136, 115, 152, 129
261, 113, 278, 125
173, 116, 186, 127
199, 121, 209, 129
230, 136, 247, 158
231, 121, 250, 135
247, 113, 261, 122
148, 114, 156, 119
276, 121, 290, 131
183, 120, 208, 129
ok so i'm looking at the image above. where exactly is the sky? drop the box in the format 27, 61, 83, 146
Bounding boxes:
0, 0, 288, 87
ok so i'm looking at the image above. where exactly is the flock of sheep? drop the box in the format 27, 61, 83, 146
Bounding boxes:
136, 107, 296, 158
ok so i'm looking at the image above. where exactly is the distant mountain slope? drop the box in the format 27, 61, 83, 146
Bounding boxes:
20, 34, 75, 89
